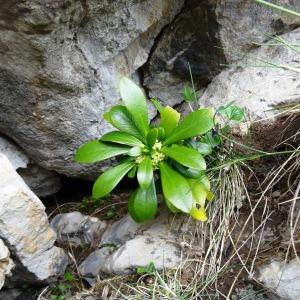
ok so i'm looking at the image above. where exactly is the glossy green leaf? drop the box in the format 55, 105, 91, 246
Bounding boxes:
120, 77, 149, 138
160, 106, 180, 137
165, 198, 180, 213
173, 163, 205, 179
75, 140, 130, 163
147, 128, 158, 148
218, 104, 245, 122
190, 201, 208, 221
188, 179, 207, 207
92, 160, 135, 199
181, 85, 200, 103
137, 156, 153, 189
108, 105, 145, 142
162, 145, 206, 170
151, 98, 164, 113
157, 127, 166, 141
128, 181, 157, 223
127, 165, 137, 178
128, 190, 143, 223
199, 174, 211, 191
128, 146, 143, 157
201, 131, 222, 148
100, 131, 144, 147
160, 162, 192, 213
195, 142, 213, 156
164, 108, 214, 146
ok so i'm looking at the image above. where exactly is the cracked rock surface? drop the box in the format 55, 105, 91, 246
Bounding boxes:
0, 239, 14, 290
50, 212, 107, 247
201, 28, 300, 120
0, 154, 68, 284
143, 0, 300, 107
0, 0, 183, 178
79, 210, 200, 284
0, 134, 61, 197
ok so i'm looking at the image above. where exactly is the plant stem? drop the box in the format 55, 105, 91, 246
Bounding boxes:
188, 62, 198, 104
255, 0, 300, 17
207, 149, 300, 172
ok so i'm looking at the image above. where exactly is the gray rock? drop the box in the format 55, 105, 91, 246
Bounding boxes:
50, 212, 107, 247
79, 210, 198, 279
216, 0, 300, 63
101, 235, 182, 275
0, 154, 68, 284
0, 288, 38, 300
0, 239, 14, 290
78, 247, 115, 286
100, 214, 141, 246
0, 135, 28, 170
0, 135, 61, 197
144, 0, 226, 106
258, 259, 300, 300
201, 28, 300, 120
17, 163, 61, 197
144, 0, 300, 106
0, 0, 184, 178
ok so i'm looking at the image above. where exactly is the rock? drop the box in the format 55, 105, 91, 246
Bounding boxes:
144, 0, 226, 106
101, 235, 181, 275
258, 259, 300, 300
0, 0, 184, 178
79, 211, 197, 280
50, 212, 107, 247
0, 288, 39, 300
201, 28, 300, 120
0, 135, 61, 197
17, 163, 61, 197
144, 0, 300, 106
0, 154, 68, 284
216, 0, 300, 63
78, 247, 115, 286
100, 214, 141, 246
0, 240, 14, 290
0, 135, 28, 169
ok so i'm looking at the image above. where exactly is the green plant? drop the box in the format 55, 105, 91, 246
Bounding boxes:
75, 77, 216, 222
49, 271, 74, 300
49, 283, 70, 300
136, 261, 156, 275
255, 0, 300, 17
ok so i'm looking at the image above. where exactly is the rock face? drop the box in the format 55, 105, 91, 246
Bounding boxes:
201, 28, 300, 119
144, 0, 300, 106
0, 0, 184, 178
50, 212, 107, 247
0, 0, 298, 177
0, 135, 61, 197
79, 211, 197, 283
144, 0, 226, 106
0, 239, 14, 290
0, 154, 68, 284
258, 259, 300, 300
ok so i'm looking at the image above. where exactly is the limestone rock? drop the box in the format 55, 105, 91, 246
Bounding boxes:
79, 211, 198, 280
101, 235, 181, 275
0, 0, 184, 178
144, 0, 226, 106
0, 239, 14, 290
258, 259, 300, 300
50, 212, 107, 247
144, 0, 300, 106
216, 0, 300, 63
0, 154, 68, 284
201, 28, 300, 120
0, 135, 61, 197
